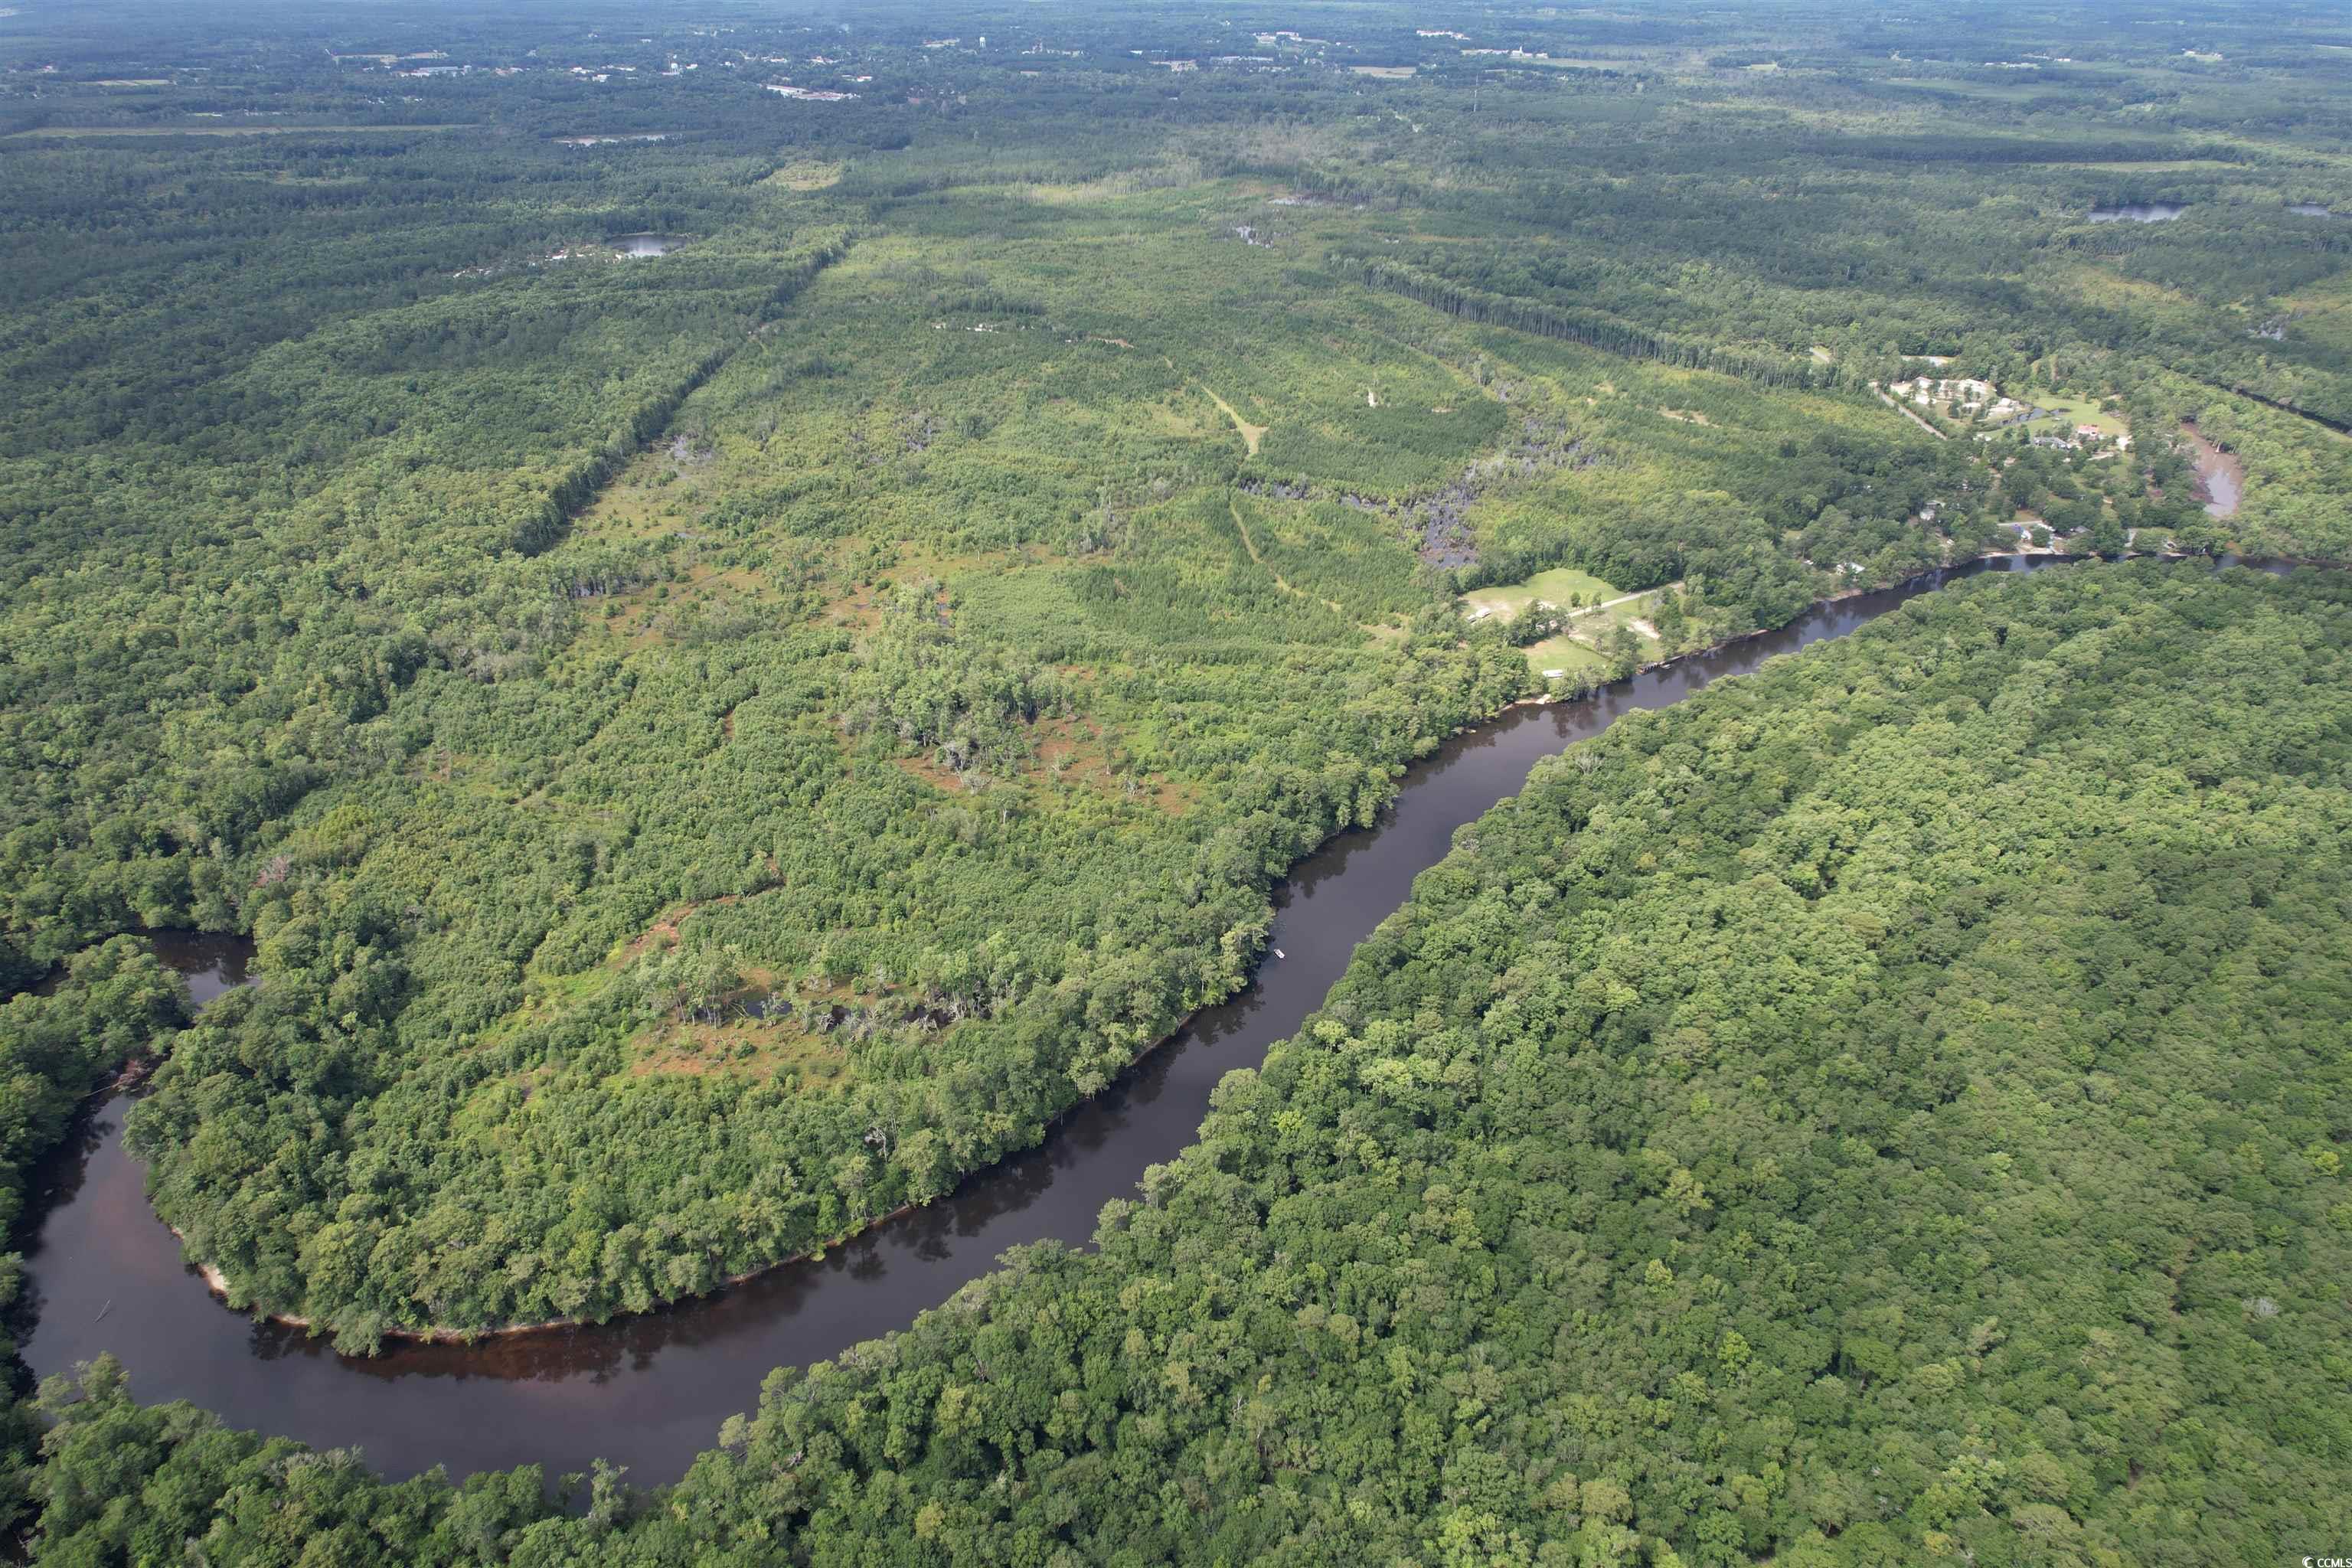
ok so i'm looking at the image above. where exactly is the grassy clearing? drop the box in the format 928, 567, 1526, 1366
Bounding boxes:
2020, 390, 2128, 436
1199, 384, 1267, 456
1514, 587, 1674, 677
763, 158, 843, 190
2043, 263, 2207, 316
2059, 158, 2249, 173
1881, 77, 2060, 103
1521, 635, 1606, 677
623, 1012, 856, 1090
1459, 561, 1676, 677
1460, 565, 1622, 622
1573, 591, 1673, 653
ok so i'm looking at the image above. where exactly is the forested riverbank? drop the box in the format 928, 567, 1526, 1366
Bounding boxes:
4, 0, 2349, 1353
90, 551, 2060, 1354
611, 563, 2351, 1566
12, 557, 2061, 1486
6, 0, 2352, 1556
21, 562, 2350, 1563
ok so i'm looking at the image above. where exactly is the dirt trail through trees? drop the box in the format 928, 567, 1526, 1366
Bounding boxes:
1227, 496, 1346, 613
1200, 385, 1266, 456
1873, 383, 1949, 440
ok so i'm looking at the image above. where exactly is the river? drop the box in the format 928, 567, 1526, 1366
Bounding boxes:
26, 929, 253, 1003
18, 555, 2070, 1487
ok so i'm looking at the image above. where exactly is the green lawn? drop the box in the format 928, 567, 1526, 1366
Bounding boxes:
1520, 583, 1677, 678
1460, 565, 1622, 623
2019, 390, 2128, 437
1578, 593, 1672, 657
1521, 635, 1606, 678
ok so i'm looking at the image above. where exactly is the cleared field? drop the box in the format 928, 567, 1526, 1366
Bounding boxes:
1570, 590, 1672, 655
763, 158, 844, 190
1485, 573, 1678, 678
1521, 635, 1605, 677
2020, 390, 2128, 436
1460, 565, 1621, 622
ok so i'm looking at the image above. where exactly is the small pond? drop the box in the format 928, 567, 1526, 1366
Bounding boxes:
610, 233, 686, 257
2180, 425, 2245, 519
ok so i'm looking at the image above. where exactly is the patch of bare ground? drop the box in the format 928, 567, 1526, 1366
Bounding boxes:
883, 714, 1194, 814
1199, 384, 1268, 456
1039, 716, 1196, 813
763, 158, 843, 191
591, 564, 786, 651
615, 894, 746, 966
819, 549, 1017, 633
822, 586, 887, 632
891, 752, 972, 792
625, 1013, 854, 1089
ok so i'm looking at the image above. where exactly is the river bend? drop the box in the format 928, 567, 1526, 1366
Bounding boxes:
19, 555, 2064, 1484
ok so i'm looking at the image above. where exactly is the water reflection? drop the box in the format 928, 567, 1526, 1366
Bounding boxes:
24, 929, 253, 1006
2180, 424, 2246, 519
611, 233, 686, 256
20, 557, 2084, 1484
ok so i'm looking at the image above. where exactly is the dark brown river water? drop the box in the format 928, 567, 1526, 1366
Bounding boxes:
2180, 426, 2246, 519
16, 555, 2069, 1486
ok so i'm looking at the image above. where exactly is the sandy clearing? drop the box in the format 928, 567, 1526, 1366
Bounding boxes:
1200, 385, 1267, 456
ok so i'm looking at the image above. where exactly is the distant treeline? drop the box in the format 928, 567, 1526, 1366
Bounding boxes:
1331, 254, 1847, 392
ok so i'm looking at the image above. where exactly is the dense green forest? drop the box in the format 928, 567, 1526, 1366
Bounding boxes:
5, 0, 2352, 1557
28, 564, 2352, 1563
11, 0, 2351, 1347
